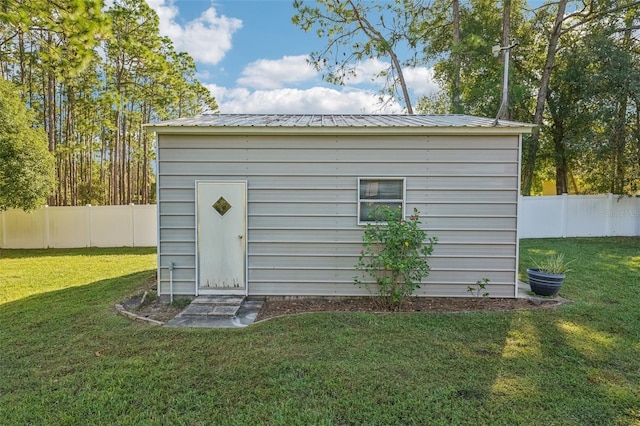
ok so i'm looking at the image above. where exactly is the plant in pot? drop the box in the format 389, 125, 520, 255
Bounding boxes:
527, 253, 573, 297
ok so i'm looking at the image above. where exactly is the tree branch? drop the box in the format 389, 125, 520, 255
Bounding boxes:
346, 0, 413, 113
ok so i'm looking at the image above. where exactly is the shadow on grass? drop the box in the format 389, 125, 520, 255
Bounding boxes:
1, 279, 638, 424
0, 272, 522, 424
0, 270, 155, 345
515, 237, 640, 424
488, 308, 639, 424
1, 238, 638, 424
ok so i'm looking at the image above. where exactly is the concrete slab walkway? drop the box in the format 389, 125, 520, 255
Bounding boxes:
165, 296, 263, 329
517, 281, 570, 306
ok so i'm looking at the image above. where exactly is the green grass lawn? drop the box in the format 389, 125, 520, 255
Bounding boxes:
1, 239, 639, 425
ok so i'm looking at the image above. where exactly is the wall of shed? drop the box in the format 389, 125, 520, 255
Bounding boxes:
157, 133, 520, 298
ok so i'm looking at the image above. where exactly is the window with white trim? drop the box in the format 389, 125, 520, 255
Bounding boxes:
357, 178, 406, 224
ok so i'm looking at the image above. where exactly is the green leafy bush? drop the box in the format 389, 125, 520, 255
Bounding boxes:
355, 206, 437, 310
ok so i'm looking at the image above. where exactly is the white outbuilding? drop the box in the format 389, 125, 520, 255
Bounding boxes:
146, 114, 533, 300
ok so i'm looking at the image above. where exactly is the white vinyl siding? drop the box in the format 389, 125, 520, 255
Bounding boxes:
156, 133, 522, 298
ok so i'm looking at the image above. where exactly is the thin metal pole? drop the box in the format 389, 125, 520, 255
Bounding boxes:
502, 48, 510, 112
169, 262, 175, 304
493, 40, 519, 126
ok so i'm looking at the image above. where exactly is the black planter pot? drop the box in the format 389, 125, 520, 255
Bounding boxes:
526, 268, 565, 297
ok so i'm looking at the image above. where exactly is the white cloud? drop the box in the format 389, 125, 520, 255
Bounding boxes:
235, 55, 438, 94
237, 55, 317, 89
146, 0, 242, 65
137, 1, 440, 116
337, 59, 439, 96
207, 84, 403, 114
206, 56, 437, 114
341, 58, 389, 86
403, 67, 440, 96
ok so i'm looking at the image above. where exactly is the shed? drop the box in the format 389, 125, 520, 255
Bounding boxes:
146, 114, 533, 299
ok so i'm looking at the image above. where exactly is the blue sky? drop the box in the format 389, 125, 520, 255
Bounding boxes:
146, 0, 439, 113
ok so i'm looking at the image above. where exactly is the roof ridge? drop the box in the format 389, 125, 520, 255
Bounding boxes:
146, 114, 535, 129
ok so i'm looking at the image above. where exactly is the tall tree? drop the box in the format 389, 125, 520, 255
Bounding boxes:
451, 0, 461, 113
0, 0, 217, 206
521, 0, 640, 195
419, 0, 535, 119
498, 0, 511, 120
292, 0, 419, 113
544, 35, 592, 195
0, 0, 108, 205
104, 0, 216, 205
518, 0, 640, 195
0, 78, 54, 211
521, 0, 568, 195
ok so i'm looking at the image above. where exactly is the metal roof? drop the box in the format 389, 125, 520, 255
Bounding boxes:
147, 114, 534, 129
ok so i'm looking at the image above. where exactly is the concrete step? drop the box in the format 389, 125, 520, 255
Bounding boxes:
190, 296, 245, 305
165, 299, 263, 329
179, 296, 245, 317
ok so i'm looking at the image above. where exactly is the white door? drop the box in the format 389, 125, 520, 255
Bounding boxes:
196, 181, 247, 295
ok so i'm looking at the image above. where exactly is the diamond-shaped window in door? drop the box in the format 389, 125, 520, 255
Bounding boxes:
212, 196, 232, 216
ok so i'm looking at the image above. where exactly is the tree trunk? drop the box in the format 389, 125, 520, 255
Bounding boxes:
548, 99, 569, 195
635, 101, 640, 181
142, 103, 149, 204
611, 24, 632, 194
18, 30, 25, 86
120, 111, 127, 205
347, 0, 413, 113
388, 47, 413, 114
113, 108, 120, 205
521, 0, 568, 195
88, 140, 93, 204
46, 70, 58, 205
553, 135, 568, 195
100, 128, 107, 204
612, 95, 628, 194
499, 0, 511, 120
452, 0, 462, 114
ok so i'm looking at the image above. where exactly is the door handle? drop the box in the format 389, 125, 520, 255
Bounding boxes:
238, 235, 243, 239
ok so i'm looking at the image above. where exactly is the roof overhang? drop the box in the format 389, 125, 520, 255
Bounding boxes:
144, 114, 534, 136
145, 125, 533, 136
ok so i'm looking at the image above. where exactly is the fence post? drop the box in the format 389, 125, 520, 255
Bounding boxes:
561, 194, 568, 238
1, 210, 5, 248
86, 205, 92, 247
130, 203, 135, 247
606, 193, 614, 236
44, 205, 50, 248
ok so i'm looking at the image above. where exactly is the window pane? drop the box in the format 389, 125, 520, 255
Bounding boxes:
359, 202, 402, 222
360, 179, 403, 200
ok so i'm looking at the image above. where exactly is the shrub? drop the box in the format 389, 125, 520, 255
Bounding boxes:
354, 206, 437, 310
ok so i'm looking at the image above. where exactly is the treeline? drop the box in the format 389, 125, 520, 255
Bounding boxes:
0, 0, 216, 206
295, 0, 640, 194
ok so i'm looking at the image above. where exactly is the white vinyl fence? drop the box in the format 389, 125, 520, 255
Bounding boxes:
1, 195, 638, 248
0, 205, 157, 249
518, 194, 640, 238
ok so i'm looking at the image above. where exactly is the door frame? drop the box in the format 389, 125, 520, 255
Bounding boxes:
194, 180, 248, 297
